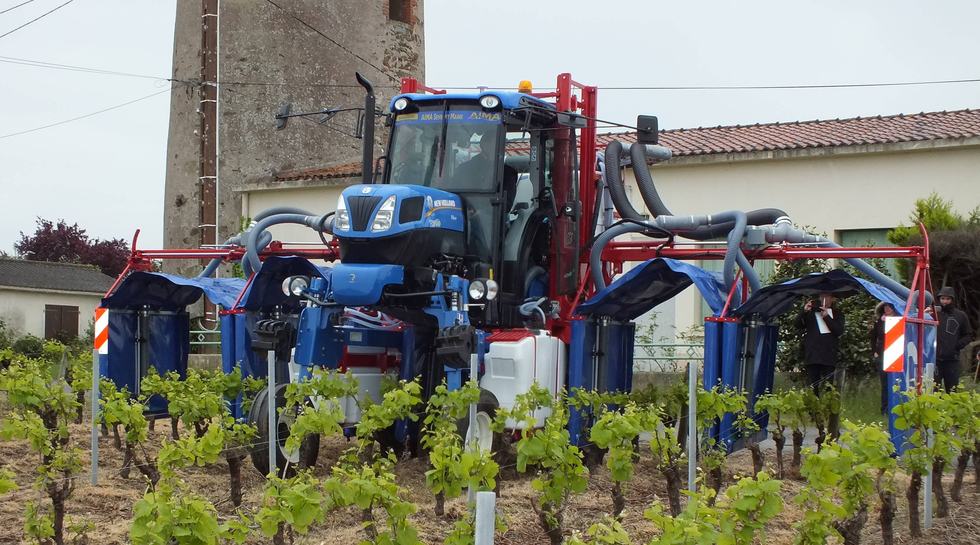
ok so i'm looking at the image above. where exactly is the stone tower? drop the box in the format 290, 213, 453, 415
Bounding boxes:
162, 0, 424, 274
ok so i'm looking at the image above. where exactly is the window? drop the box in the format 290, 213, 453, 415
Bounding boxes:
44, 304, 79, 340
388, 0, 412, 24
387, 105, 503, 192
837, 228, 900, 280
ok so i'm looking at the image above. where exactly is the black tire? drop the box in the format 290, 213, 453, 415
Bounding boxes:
375, 424, 408, 459
581, 443, 608, 470
456, 388, 503, 456
248, 384, 319, 477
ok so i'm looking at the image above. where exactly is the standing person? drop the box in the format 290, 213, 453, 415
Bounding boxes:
934, 286, 972, 392
798, 292, 846, 393
871, 302, 898, 415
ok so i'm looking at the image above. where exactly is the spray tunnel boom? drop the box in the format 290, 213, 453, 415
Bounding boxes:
601, 243, 927, 263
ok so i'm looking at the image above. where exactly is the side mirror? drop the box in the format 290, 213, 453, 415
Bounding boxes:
636, 115, 658, 144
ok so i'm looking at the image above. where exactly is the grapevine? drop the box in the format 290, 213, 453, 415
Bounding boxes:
421, 381, 498, 516
754, 391, 792, 478
944, 387, 980, 501
495, 384, 588, 545
587, 402, 655, 518
0, 353, 86, 545
893, 389, 957, 535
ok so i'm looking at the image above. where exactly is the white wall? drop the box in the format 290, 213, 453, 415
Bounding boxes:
240, 145, 980, 341
243, 185, 346, 245
622, 144, 980, 338
0, 287, 103, 338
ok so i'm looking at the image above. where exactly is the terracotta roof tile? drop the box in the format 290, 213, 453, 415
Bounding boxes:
273, 110, 980, 181
599, 109, 980, 157
274, 161, 363, 182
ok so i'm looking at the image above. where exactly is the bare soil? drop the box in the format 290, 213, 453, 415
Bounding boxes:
0, 421, 978, 545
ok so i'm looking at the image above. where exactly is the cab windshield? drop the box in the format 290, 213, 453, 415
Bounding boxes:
387, 104, 503, 193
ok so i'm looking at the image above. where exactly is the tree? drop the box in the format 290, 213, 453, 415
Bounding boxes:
888, 193, 980, 342
15, 218, 129, 276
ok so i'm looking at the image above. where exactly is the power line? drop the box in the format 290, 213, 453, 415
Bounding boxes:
0, 0, 37, 15
260, 0, 401, 85
0, 0, 74, 40
5, 53, 978, 92
434, 77, 980, 91
0, 55, 169, 80
601, 77, 980, 90
0, 86, 172, 140
0, 55, 403, 89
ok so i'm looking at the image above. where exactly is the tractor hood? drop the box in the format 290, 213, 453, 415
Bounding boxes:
334, 184, 467, 266
334, 184, 464, 237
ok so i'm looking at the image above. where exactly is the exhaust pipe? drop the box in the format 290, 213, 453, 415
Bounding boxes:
356, 72, 375, 184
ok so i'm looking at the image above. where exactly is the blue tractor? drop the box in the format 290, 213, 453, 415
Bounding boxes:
238, 75, 597, 473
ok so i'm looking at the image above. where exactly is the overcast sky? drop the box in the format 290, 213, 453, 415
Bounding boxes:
1, 0, 978, 253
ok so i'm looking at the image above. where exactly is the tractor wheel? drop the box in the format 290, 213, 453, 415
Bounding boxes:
248, 383, 319, 477
375, 424, 408, 459
456, 388, 503, 456
581, 443, 608, 470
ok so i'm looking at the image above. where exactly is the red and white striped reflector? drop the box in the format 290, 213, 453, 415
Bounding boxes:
94, 307, 109, 355
882, 316, 905, 373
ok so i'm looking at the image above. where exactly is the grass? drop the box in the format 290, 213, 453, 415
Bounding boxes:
771, 372, 884, 424
633, 370, 888, 424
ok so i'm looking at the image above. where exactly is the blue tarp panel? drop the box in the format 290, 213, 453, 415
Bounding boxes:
238, 256, 331, 312
732, 269, 905, 320
719, 321, 742, 450
102, 272, 246, 311
567, 319, 596, 445
597, 321, 635, 394
751, 324, 778, 402
105, 310, 189, 415
576, 258, 731, 320
703, 320, 723, 389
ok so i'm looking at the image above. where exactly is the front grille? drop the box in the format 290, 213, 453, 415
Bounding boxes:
347, 195, 382, 231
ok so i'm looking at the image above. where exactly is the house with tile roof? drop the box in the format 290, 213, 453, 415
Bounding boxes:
0, 258, 114, 340
612, 109, 980, 339
237, 109, 980, 340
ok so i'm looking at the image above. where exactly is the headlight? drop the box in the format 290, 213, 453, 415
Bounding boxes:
468, 280, 487, 301
281, 276, 309, 297
335, 195, 349, 230
479, 95, 501, 109
393, 97, 410, 112
371, 195, 397, 232
485, 279, 499, 301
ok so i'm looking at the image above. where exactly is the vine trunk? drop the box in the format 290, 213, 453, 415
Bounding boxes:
932, 458, 948, 517
907, 472, 922, 537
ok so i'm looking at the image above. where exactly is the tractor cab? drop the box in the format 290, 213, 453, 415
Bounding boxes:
333, 89, 571, 328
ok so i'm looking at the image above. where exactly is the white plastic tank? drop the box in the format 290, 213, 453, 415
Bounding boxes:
341, 367, 387, 424
480, 330, 566, 429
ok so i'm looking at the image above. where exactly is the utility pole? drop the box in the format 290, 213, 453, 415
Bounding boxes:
199, 0, 219, 324
199, 0, 218, 255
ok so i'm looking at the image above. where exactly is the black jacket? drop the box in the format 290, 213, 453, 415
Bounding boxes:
936, 306, 972, 362
797, 307, 845, 367
872, 318, 886, 360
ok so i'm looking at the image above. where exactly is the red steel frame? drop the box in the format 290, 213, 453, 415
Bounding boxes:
112, 75, 935, 382
103, 229, 339, 300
